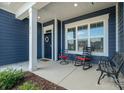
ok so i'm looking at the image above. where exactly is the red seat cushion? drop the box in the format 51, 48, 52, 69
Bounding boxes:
59, 55, 68, 60
76, 56, 91, 61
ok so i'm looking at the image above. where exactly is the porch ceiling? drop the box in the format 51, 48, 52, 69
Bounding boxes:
38, 2, 116, 22
0, 2, 25, 14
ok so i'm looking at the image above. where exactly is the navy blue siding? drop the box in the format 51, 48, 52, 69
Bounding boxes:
0, 9, 42, 66
62, 6, 116, 63
57, 20, 61, 59
118, 3, 124, 73
43, 20, 54, 27
118, 3, 124, 53
37, 23, 42, 59
22, 19, 42, 59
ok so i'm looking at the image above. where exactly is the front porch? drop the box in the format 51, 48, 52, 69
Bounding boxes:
0, 60, 122, 90
0, 2, 124, 90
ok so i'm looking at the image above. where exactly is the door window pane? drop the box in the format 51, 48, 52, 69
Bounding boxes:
67, 28, 76, 40
78, 39, 88, 52
77, 25, 88, 39
90, 22, 104, 37
90, 38, 103, 52
67, 40, 76, 51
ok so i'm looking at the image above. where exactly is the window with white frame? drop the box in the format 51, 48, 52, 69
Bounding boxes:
67, 27, 76, 51
77, 25, 88, 52
65, 14, 109, 56
90, 22, 104, 53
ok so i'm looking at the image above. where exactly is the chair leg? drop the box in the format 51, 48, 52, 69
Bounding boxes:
114, 75, 122, 90
83, 62, 92, 70
74, 60, 77, 66
98, 71, 104, 84
74, 60, 83, 66
60, 60, 63, 64
116, 79, 122, 90
100, 74, 107, 80
82, 62, 86, 70
60, 59, 69, 65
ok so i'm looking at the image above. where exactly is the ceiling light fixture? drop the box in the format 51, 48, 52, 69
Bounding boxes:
74, 3, 78, 7
91, 2, 94, 5
37, 16, 40, 19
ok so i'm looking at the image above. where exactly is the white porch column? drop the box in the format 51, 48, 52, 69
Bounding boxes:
29, 7, 37, 71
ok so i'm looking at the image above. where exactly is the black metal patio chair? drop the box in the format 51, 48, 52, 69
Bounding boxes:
75, 47, 93, 70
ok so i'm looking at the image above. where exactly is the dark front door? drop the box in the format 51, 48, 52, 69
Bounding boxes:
44, 32, 52, 59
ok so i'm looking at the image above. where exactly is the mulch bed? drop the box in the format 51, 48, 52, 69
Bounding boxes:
12, 71, 66, 90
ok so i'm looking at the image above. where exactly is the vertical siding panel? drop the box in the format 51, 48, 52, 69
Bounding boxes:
37, 23, 42, 59
118, 2, 124, 73
118, 3, 124, 53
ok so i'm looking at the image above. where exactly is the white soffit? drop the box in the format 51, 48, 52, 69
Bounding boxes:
16, 2, 50, 20
38, 2, 116, 22
0, 2, 50, 20
0, 2, 116, 22
0, 2, 25, 14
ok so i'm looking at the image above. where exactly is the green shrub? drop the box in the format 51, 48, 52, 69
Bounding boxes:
18, 81, 40, 90
0, 68, 24, 90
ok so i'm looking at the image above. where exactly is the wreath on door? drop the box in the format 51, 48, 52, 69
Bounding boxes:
45, 36, 49, 43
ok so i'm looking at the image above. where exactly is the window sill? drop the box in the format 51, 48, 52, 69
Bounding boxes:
67, 51, 107, 56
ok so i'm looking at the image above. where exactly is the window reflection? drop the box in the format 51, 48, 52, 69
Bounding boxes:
78, 39, 88, 51
67, 28, 76, 40
91, 38, 103, 52
90, 22, 104, 37
66, 21, 105, 54
77, 25, 88, 39
67, 27, 76, 51
77, 25, 88, 52
67, 40, 76, 51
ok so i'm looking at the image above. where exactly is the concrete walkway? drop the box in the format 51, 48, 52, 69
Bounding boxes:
0, 60, 122, 90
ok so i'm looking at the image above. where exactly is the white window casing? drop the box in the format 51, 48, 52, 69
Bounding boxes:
61, 21, 63, 55
54, 18, 58, 61
65, 14, 109, 56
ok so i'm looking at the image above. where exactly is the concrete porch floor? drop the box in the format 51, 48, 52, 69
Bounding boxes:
0, 60, 122, 90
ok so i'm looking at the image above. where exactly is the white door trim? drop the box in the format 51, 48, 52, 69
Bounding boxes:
61, 21, 63, 55
41, 23, 44, 58
42, 25, 53, 60
54, 18, 58, 61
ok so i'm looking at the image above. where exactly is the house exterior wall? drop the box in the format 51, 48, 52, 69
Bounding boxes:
118, 3, 124, 53
0, 9, 42, 66
0, 6, 117, 65
37, 23, 42, 59
61, 6, 116, 63
118, 2, 124, 73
